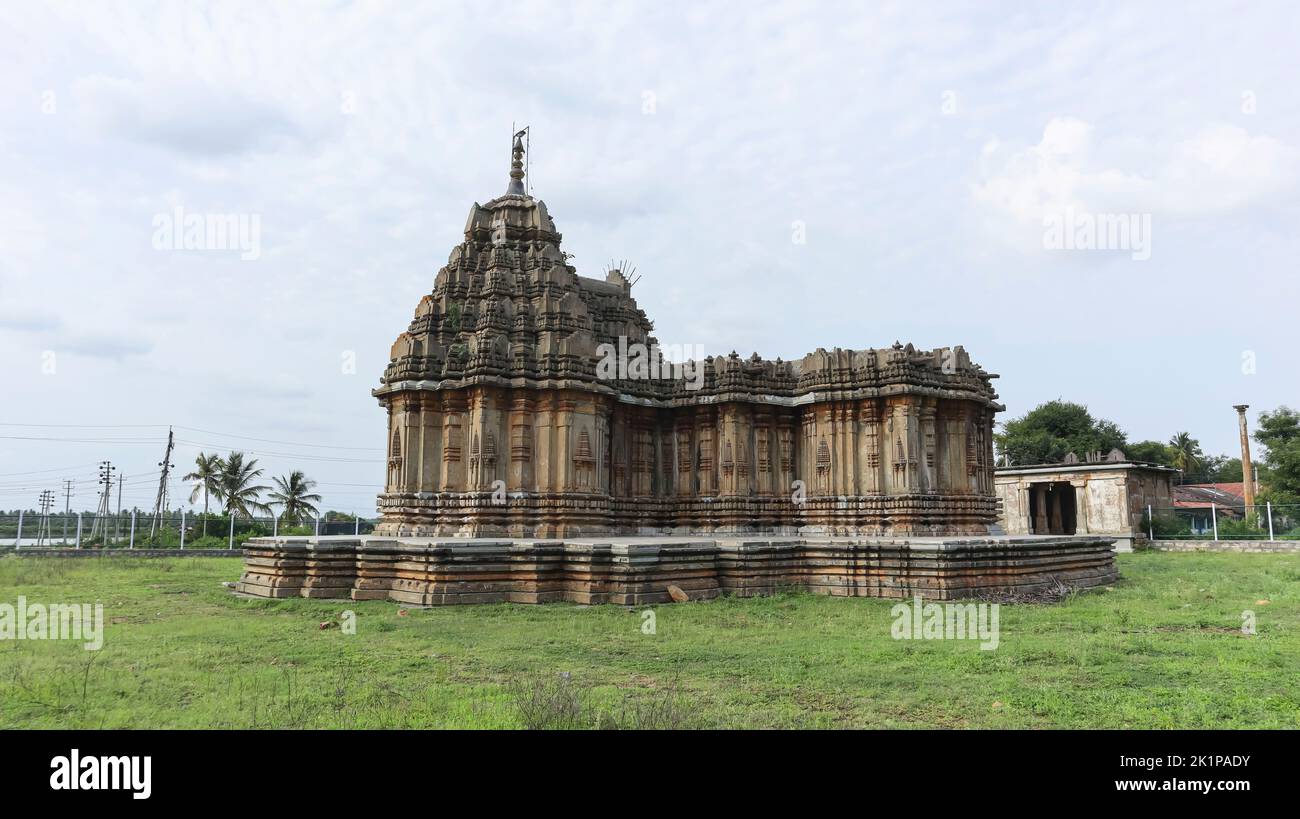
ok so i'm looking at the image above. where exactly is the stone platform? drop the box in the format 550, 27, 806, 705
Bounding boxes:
236, 534, 1117, 605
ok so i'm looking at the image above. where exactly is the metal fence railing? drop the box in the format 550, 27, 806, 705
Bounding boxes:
0, 511, 377, 550
1142, 503, 1300, 541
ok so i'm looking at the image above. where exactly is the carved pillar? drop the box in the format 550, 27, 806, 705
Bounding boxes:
1033, 486, 1048, 534
801, 409, 818, 495
886, 397, 918, 494
508, 394, 534, 491
675, 421, 693, 497
385, 403, 400, 492
754, 410, 772, 497
837, 402, 854, 495
919, 399, 937, 493
441, 393, 465, 491
402, 396, 421, 494
981, 408, 995, 494
696, 407, 715, 496
656, 413, 673, 498
596, 400, 613, 495
534, 393, 554, 492
1049, 487, 1063, 534
1016, 484, 1031, 534
779, 413, 796, 502
420, 393, 442, 491
859, 400, 881, 495
1072, 480, 1090, 534
557, 396, 575, 492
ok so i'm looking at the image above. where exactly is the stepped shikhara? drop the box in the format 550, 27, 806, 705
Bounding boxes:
236, 132, 1118, 605
374, 133, 1002, 538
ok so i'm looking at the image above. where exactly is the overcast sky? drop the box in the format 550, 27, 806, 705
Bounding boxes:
1, 1, 1297, 513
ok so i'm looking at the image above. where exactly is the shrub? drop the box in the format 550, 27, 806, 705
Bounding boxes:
509, 673, 588, 730
1142, 513, 1191, 539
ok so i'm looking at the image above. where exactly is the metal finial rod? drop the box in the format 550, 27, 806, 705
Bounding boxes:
507, 126, 527, 195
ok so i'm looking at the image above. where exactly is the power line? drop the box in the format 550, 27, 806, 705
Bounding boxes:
1, 422, 387, 512
0, 435, 161, 443
0, 423, 167, 429
0, 464, 93, 477
173, 438, 382, 463
173, 425, 381, 452
0, 422, 378, 452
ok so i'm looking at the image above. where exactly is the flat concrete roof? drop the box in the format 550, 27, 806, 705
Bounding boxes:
995, 461, 1179, 477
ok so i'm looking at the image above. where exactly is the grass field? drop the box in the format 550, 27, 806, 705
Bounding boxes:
1, 551, 1297, 729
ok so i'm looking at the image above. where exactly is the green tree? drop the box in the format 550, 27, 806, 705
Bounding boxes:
1217, 457, 1244, 483
994, 400, 1127, 465
1167, 432, 1204, 483
1255, 406, 1300, 504
1126, 440, 1174, 466
218, 451, 271, 518
267, 470, 322, 525
1193, 455, 1242, 483
183, 452, 224, 536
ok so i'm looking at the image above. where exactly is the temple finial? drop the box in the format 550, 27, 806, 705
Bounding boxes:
507, 127, 527, 195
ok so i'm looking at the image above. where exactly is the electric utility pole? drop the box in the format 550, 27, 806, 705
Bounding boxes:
61, 478, 74, 545
115, 472, 124, 542
36, 489, 55, 547
89, 460, 115, 541
150, 427, 175, 536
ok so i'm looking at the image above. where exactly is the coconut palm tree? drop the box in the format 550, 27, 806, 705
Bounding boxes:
183, 452, 225, 536
267, 470, 322, 525
218, 451, 271, 518
1167, 432, 1203, 484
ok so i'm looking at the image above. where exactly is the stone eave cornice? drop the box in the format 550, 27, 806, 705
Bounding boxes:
373, 377, 1003, 410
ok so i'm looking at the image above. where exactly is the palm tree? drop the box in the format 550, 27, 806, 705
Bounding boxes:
267, 470, 322, 525
1168, 432, 1203, 484
183, 452, 225, 536
218, 451, 271, 518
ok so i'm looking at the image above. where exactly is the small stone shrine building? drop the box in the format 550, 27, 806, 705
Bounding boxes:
994, 450, 1177, 551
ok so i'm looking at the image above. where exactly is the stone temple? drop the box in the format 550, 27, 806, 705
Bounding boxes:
238, 133, 1118, 604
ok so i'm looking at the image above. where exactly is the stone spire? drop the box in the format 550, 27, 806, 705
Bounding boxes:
506, 128, 527, 195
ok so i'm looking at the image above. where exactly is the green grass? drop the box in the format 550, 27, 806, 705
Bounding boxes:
1, 552, 1297, 729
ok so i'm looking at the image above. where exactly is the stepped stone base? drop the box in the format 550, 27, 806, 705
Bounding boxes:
236, 534, 1117, 604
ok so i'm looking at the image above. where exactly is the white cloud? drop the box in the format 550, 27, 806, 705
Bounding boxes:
974, 116, 1298, 241
73, 74, 318, 156
1164, 124, 1299, 214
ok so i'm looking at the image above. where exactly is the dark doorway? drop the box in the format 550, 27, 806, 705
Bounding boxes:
1029, 481, 1076, 535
